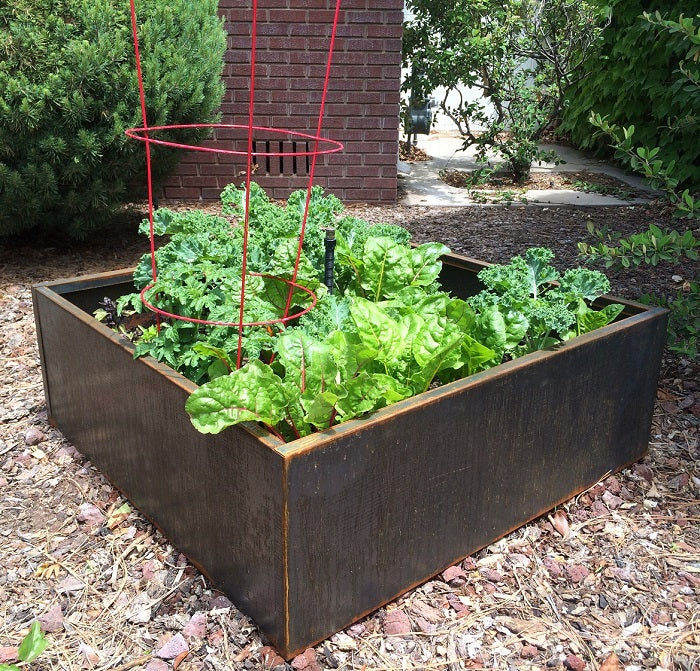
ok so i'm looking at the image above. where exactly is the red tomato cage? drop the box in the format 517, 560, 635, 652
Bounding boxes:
126, 0, 344, 368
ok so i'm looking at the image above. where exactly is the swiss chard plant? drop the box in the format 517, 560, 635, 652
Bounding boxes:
105, 185, 623, 442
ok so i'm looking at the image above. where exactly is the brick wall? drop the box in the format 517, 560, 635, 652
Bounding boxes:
160, 0, 403, 204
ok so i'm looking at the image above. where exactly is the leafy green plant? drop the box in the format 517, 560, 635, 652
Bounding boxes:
640, 281, 699, 358
588, 115, 700, 219
578, 221, 700, 269
469, 248, 623, 357
402, 0, 609, 181
185, 245, 621, 441
0, 622, 49, 671
561, 4, 700, 189
0, 0, 226, 238
103, 187, 622, 442
113, 185, 414, 385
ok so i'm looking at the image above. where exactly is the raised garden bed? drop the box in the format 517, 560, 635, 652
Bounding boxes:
32, 252, 667, 658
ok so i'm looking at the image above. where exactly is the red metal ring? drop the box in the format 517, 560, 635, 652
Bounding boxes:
124, 123, 344, 156
139, 273, 317, 328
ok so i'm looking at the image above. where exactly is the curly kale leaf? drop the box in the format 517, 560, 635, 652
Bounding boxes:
336, 215, 411, 256
471, 248, 623, 357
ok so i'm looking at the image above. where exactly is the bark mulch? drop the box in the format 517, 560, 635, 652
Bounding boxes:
0, 198, 698, 671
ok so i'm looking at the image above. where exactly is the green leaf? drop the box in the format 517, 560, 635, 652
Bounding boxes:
207, 359, 230, 381
18, 622, 48, 664
473, 306, 507, 359
501, 309, 529, 349
334, 371, 385, 419
350, 297, 407, 365
325, 329, 378, 378
576, 304, 624, 335
523, 247, 559, 297
275, 331, 338, 396
408, 242, 450, 286
559, 268, 611, 301
459, 334, 499, 376
412, 313, 461, 369
360, 237, 413, 300
446, 297, 476, 330
185, 360, 287, 434
302, 389, 342, 429
334, 372, 411, 420
192, 343, 233, 372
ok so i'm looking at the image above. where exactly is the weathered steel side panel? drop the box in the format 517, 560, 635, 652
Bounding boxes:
32, 281, 287, 649
283, 308, 667, 654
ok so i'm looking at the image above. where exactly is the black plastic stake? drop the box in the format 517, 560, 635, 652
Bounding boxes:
323, 227, 336, 294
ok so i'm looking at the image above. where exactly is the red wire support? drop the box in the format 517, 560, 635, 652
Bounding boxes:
126, 0, 344, 369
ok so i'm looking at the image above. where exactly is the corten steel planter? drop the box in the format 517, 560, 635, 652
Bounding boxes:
33, 253, 667, 658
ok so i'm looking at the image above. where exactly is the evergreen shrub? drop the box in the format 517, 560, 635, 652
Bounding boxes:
560, 0, 700, 189
0, 0, 226, 238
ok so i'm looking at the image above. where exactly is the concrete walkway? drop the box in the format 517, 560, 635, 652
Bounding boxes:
399, 133, 657, 207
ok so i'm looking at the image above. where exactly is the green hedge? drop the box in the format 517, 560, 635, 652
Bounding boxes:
0, 0, 226, 238
560, 0, 699, 188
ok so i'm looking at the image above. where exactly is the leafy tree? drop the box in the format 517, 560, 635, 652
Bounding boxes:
0, 0, 226, 238
580, 12, 699, 358
402, 0, 609, 181
561, 1, 700, 189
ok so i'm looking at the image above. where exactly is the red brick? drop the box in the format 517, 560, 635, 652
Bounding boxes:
362, 176, 394, 189
344, 116, 380, 129
256, 51, 290, 65
257, 23, 290, 37
169, 0, 401, 203
181, 176, 216, 187
346, 38, 386, 51
367, 24, 403, 39
307, 9, 339, 23
201, 188, 224, 200
363, 153, 396, 165
346, 11, 384, 24
362, 129, 397, 141
366, 78, 399, 91
325, 103, 364, 116
312, 165, 345, 177
268, 63, 306, 77
200, 164, 240, 177
172, 163, 198, 175
366, 52, 402, 65
342, 188, 381, 202
345, 165, 370, 177
382, 91, 401, 105
269, 9, 307, 23
337, 0, 372, 8
297, 0, 334, 9
162, 187, 202, 199
268, 36, 307, 50
335, 25, 365, 38
382, 115, 401, 130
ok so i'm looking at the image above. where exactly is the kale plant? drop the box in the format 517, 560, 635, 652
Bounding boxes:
468, 248, 623, 359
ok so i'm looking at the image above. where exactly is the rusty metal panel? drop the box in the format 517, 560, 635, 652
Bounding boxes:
282, 301, 666, 652
32, 279, 287, 648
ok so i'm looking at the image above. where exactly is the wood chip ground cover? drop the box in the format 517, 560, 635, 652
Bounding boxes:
0, 200, 698, 671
